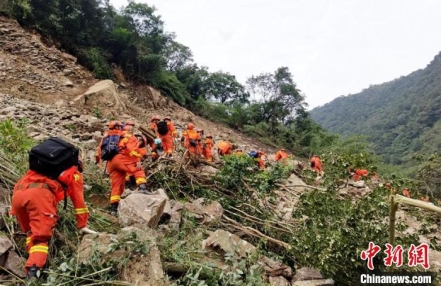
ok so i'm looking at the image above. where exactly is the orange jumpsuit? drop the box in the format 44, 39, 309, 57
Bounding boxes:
310, 156, 323, 175
107, 131, 146, 204
184, 129, 201, 155
403, 188, 410, 198
125, 133, 148, 183
353, 169, 369, 182
217, 141, 233, 156
159, 120, 177, 156
11, 167, 89, 272
274, 150, 289, 161
148, 121, 160, 160
256, 151, 267, 170
203, 138, 214, 161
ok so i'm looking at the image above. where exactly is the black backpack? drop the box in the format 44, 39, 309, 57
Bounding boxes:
100, 134, 121, 161
157, 120, 169, 136
29, 137, 79, 179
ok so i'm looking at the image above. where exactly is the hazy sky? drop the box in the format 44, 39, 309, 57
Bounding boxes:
109, 0, 441, 109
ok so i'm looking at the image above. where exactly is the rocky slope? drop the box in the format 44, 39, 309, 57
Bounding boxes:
0, 16, 276, 157
0, 15, 440, 286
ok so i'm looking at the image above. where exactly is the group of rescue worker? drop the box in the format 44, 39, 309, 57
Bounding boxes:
7, 114, 328, 283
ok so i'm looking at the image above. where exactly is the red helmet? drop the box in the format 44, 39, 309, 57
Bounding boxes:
123, 125, 133, 131
187, 123, 195, 130
151, 115, 161, 122
108, 121, 122, 130
125, 120, 135, 126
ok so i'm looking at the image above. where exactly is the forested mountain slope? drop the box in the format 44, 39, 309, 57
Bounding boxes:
310, 52, 441, 165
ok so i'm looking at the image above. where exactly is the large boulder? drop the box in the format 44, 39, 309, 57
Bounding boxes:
72, 80, 127, 115
184, 198, 223, 225
0, 235, 12, 257
77, 227, 168, 286
4, 251, 26, 278
202, 230, 293, 281
202, 229, 256, 258
118, 193, 167, 229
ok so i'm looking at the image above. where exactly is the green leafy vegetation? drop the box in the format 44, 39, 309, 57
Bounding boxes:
310, 52, 441, 167
1, 0, 334, 156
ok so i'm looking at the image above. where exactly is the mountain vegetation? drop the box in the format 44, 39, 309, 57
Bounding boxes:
310, 52, 441, 167
0, 0, 333, 156
1, 1, 441, 285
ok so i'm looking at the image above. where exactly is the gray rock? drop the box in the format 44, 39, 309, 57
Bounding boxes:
118, 193, 167, 229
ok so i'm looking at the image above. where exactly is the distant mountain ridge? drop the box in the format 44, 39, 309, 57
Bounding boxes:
310, 52, 441, 165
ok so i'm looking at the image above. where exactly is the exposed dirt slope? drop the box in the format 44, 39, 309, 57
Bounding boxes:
0, 16, 276, 155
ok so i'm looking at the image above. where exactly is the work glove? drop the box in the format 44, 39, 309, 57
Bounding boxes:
135, 161, 143, 170
79, 227, 98, 234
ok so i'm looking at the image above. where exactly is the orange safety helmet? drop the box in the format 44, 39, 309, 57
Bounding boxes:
164, 116, 171, 121
151, 115, 161, 122
187, 123, 195, 130
108, 120, 122, 130
123, 125, 133, 131
125, 120, 135, 126
135, 134, 147, 148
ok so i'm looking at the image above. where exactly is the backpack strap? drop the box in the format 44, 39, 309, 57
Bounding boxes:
56, 179, 68, 210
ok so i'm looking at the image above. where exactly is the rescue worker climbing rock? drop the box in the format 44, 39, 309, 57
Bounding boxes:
182, 123, 202, 156
101, 121, 151, 216
274, 148, 289, 162
149, 115, 161, 161
162, 116, 177, 157
11, 140, 96, 281
310, 155, 323, 176
203, 134, 214, 162
217, 140, 234, 156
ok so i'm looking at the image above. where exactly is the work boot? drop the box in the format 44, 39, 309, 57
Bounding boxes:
138, 183, 152, 195
109, 202, 119, 217
26, 264, 41, 285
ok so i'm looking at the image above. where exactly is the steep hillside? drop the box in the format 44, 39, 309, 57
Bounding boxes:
0, 16, 274, 155
310, 52, 441, 165
1, 16, 441, 286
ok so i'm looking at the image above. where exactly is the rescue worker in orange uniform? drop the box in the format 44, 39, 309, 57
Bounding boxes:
160, 116, 177, 157
403, 187, 411, 198
274, 149, 289, 162
217, 140, 234, 156
149, 115, 161, 161
11, 165, 95, 280
352, 168, 369, 182
203, 134, 214, 162
182, 123, 201, 155
123, 124, 148, 188
104, 121, 150, 216
310, 155, 323, 176
255, 150, 268, 170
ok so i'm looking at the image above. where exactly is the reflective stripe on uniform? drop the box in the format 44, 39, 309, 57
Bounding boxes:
26, 237, 32, 245
129, 150, 141, 157
74, 208, 89, 215
110, 195, 121, 201
29, 245, 48, 254
135, 177, 146, 184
